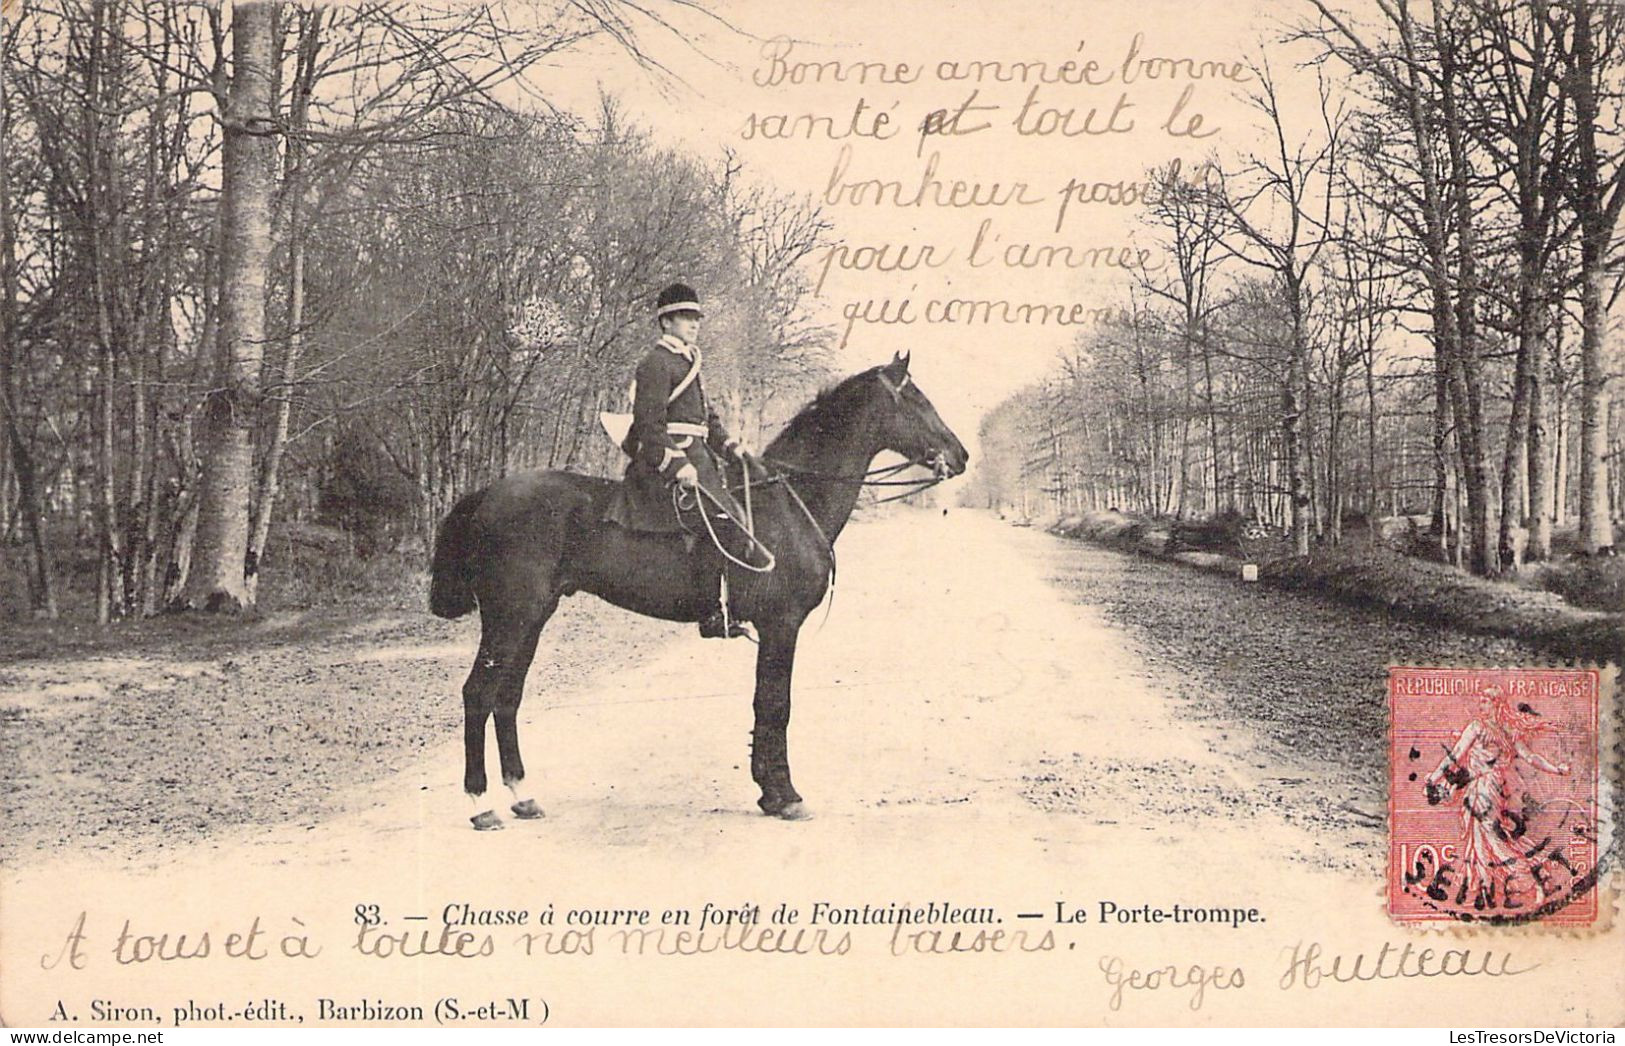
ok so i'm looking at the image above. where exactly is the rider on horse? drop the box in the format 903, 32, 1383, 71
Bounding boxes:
602, 282, 754, 638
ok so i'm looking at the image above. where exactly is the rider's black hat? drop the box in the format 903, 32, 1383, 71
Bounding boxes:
656, 282, 704, 319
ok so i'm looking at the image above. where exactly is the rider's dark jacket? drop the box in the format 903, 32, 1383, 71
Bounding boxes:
603, 333, 742, 533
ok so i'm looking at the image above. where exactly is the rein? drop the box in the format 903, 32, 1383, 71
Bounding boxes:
758, 456, 951, 504
673, 482, 776, 573
675, 367, 951, 627
673, 456, 840, 633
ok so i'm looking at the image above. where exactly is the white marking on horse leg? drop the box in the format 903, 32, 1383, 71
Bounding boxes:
506, 784, 544, 820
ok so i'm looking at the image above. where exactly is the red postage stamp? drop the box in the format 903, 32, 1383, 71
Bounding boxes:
1388, 667, 1603, 926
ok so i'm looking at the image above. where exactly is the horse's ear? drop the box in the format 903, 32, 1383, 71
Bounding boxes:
888, 349, 911, 373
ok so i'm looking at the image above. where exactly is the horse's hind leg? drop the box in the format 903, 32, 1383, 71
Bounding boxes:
463, 699, 498, 830
461, 652, 503, 831
495, 704, 542, 820
463, 595, 556, 830
494, 599, 556, 821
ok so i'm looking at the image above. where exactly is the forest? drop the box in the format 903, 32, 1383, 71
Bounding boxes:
0, 0, 835, 622
6, 0, 1624, 627
974, 0, 1624, 584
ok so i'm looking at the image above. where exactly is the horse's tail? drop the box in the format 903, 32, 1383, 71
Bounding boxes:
429, 489, 487, 619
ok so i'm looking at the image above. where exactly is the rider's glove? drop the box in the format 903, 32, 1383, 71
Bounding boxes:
674, 462, 699, 489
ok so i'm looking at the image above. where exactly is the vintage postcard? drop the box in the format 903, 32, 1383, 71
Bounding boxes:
1, 0, 1622, 1029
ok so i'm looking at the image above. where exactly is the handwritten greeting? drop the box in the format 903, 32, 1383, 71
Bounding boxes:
34, 906, 1540, 1024
738, 34, 1248, 345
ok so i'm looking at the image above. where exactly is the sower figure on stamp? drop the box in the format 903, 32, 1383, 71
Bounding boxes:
1423, 684, 1571, 909
602, 281, 756, 638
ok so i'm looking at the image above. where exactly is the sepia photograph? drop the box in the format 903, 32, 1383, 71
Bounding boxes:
0, 0, 1621, 1028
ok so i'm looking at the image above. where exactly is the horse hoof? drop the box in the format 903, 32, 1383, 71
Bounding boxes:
470, 810, 504, 831
773, 801, 813, 822
510, 799, 545, 820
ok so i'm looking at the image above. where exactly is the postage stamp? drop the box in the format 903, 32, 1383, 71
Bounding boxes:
1388, 667, 1604, 926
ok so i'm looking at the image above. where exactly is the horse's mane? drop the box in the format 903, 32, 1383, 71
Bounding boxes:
764, 367, 883, 458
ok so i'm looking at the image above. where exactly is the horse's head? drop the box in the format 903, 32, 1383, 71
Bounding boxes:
871, 351, 968, 480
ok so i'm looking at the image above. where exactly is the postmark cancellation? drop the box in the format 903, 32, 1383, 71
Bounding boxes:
1388, 666, 1617, 929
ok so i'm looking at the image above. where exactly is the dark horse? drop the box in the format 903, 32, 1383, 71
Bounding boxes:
428, 351, 967, 828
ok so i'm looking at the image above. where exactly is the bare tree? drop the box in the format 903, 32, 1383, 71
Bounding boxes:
179, 0, 277, 612
1136, 161, 1228, 517
245, 4, 323, 604
1562, 0, 1624, 555
0, 15, 59, 618
1456, 0, 1574, 566
1209, 57, 1345, 555
1305, 0, 1503, 574
1331, 164, 1401, 544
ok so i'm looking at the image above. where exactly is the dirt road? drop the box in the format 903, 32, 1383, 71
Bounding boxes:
3, 512, 1618, 1026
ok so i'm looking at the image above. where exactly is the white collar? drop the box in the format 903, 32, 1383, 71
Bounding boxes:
658, 333, 696, 360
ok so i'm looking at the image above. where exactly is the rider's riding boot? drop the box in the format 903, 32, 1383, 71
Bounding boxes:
698, 605, 750, 639
694, 557, 749, 639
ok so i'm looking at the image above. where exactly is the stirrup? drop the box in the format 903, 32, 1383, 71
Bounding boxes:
699, 573, 754, 640
699, 609, 752, 639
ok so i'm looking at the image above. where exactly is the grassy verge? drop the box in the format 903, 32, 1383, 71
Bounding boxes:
0, 526, 427, 665
1051, 510, 1622, 666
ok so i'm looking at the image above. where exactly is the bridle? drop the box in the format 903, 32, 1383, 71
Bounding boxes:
761, 370, 955, 505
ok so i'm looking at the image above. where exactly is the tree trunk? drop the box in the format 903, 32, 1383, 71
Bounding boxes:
1286, 302, 1311, 556
1554, 329, 1569, 528
1364, 336, 1379, 544
84, 1, 128, 623
163, 462, 201, 608
0, 28, 59, 618
1527, 323, 1552, 561
1437, 11, 1493, 576
1431, 355, 1450, 559
1176, 328, 1194, 518
1571, 0, 1618, 555
95, 339, 124, 623
1201, 339, 1221, 514
180, 1, 277, 612
1305, 371, 1322, 542
136, 330, 168, 616
1445, 350, 1494, 574
1576, 269, 1613, 554
0, 429, 10, 540
168, 25, 230, 604
246, 8, 323, 605
126, 347, 148, 608
1327, 373, 1345, 545
1225, 378, 1240, 515
1499, 274, 1541, 569
1392, 433, 1402, 517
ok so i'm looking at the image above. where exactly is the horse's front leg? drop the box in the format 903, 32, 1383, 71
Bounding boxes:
751, 620, 809, 820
